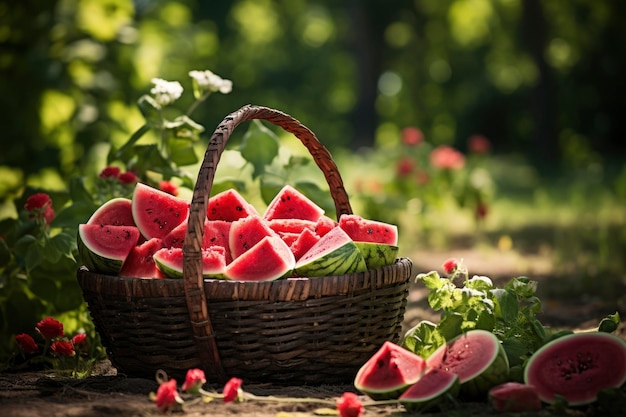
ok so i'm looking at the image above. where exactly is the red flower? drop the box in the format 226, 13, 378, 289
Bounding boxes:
24, 193, 52, 212
468, 134, 491, 154
181, 368, 206, 393
430, 145, 465, 170
98, 166, 121, 179
15, 333, 38, 354
442, 258, 458, 275
401, 126, 424, 146
118, 171, 138, 184
71, 333, 87, 346
396, 157, 415, 177
35, 317, 64, 339
222, 377, 243, 403
476, 201, 488, 219
51, 340, 75, 356
155, 379, 181, 412
159, 180, 179, 196
42, 205, 55, 225
336, 392, 364, 417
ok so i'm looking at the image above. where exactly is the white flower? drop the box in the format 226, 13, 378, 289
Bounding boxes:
150, 78, 184, 107
188, 70, 233, 94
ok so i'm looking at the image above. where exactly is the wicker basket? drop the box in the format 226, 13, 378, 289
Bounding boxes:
77, 105, 414, 385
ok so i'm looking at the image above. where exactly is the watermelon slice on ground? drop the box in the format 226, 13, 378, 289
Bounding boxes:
488, 382, 542, 412
223, 235, 295, 281
119, 237, 166, 279
426, 329, 510, 400
523, 332, 626, 406
131, 182, 190, 240
338, 214, 398, 245
294, 226, 367, 277
229, 215, 278, 260
153, 246, 226, 279
78, 224, 141, 275
398, 368, 460, 412
354, 341, 427, 400
263, 185, 325, 222
87, 198, 136, 227
207, 188, 258, 221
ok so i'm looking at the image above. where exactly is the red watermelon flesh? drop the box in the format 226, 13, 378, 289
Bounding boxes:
162, 222, 187, 248
207, 188, 258, 221
268, 218, 316, 234
120, 237, 166, 279
203, 220, 232, 264
278, 231, 300, 247
154, 246, 226, 278
488, 382, 542, 412
354, 341, 427, 400
87, 198, 136, 227
339, 214, 398, 245
223, 235, 295, 281
314, 215, 337, 237
132, 182, 190, 240
78, 224, 141, 275
263, 185, 325, 222
229, 215, 278, 260
290, 228, 321, 260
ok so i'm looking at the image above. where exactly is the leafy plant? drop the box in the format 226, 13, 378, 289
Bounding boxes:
401, 258, 621, 381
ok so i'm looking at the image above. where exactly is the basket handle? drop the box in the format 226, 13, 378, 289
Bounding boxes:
182, 104, 353, 381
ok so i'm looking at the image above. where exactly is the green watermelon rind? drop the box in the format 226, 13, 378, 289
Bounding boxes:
294, 239, 367, 277
153, 248, 226, 279
354, 341, 427, 400
427, 330, 510, 400
399, 369, 460, 413
354, 241, 398, 270
77, 224, 140, 276
523, 332, 626, 406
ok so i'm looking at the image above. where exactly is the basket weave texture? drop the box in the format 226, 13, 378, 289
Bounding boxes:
77, 105, 414, 385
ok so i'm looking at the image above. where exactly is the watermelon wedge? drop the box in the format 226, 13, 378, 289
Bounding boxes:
78, 224, 141, 275
294, 226, 367, 277
207, 188, 258, 221
264, 185, 325, 222
131, 182, 190, 240
229, 215, 278, 259
339, 214, 398, 245
119, 237, 166, 279
223, 236, 295, 281
87, 198, 136, 227
153, 247, 226, 279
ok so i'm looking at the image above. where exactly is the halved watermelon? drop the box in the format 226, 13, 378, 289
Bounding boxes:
119, 237, 166, 279
87, 198, 136, 227
294, 226, 366, 277
426, 330, 510, 400
263, 185, 324, 222
153, 246, 226, 279
524, 332, 626, 406
131, 182, 190, 239
223, 235, 295, 281
207, 188, 258, 221
78, 224, 140, 275
339, 214, 398, 245
398, 368, 460, 412
354, 341, 427, 400
229, 215, 277, 259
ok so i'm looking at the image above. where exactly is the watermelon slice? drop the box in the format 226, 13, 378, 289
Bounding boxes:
78, 224, 141, 275
268, 218, 316, 234
289, 228, 321, 260
131, 182, 190, 240
153, 247, 226, 279
202, 220, 232, 264
294, 226, 367, 277
207, 188, 258, 221
263, 185, 325, 222
229, 215, 278, 259
426, 329, 510, 400
314, 215, 337, 237
398, 368, 460, 412
223, 236, 295, 281
354, 242, 399, 270
339, 214, 398, 245
354, 341, 427, 400
119, 237, 166, 279
87, 198, 136, 227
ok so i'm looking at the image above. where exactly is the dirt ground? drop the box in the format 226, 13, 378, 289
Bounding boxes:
2, 248, 625, 417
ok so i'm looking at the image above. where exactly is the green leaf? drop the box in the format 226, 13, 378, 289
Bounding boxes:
49, 232, 77, 258
417, 270, 444, 289
13, 235, 37, 258
259, 178, 285, 206
137, 94, 162, 124
29, 275, 58, 303
166, 137, 199, 166
475, 308, 495, 331
402, 320, 445, 357
52, 201, 98, 228
25, 243, 44, 273
68, 176, 95, 204
0, 238, 10, 268
437, 313, 464, 341
505, 276, 537, 298
163, 115, 205, 140
501, 337, 531, 367
492, 288, 519, 322
239, 120, 280, 179
466, 275, 494, 291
